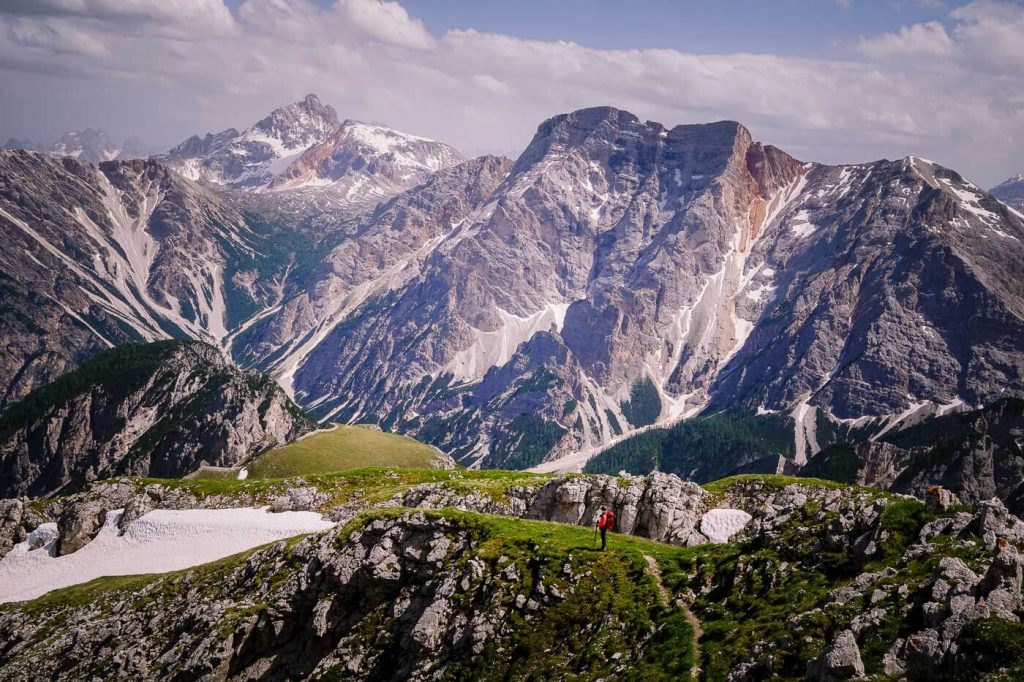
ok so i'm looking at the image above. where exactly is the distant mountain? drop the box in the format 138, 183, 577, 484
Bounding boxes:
159, 94, 463, 202
268, 119, 465, 198
992, 174, 1024, 211
0, 340, 315, 498
160, 93, 341, 189
3, 129, 148, 163
2, 105, 1023, 476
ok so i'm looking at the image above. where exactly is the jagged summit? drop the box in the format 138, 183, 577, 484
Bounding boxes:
159, 94, 462, 199
246, 92, 340, 149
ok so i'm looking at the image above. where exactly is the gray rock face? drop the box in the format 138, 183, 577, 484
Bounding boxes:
282, 107, 1024, 469
56, 499, 108, 556
0, 149, 303, 408
0, 341, 315, 498
0, 500, 27, 559
820, 398, 1024, 513
241, 154, 511, 384
397, 470, 719, 544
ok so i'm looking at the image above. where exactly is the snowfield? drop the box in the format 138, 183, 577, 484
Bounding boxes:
0, 508, 334, 603
700, 508, 753, 543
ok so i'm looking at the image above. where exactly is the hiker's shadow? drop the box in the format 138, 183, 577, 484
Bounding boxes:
571, 546, 604, 553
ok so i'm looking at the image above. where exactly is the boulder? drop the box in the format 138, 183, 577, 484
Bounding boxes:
57, 499, 109, 555
806, 630, 865, 681
0, 499, 26, 559
925, 486, 960, 513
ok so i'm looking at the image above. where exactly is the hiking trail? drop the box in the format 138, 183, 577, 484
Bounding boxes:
644, 554, 702, 680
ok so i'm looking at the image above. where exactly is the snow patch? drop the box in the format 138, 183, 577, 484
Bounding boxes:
700, 509, 752, 544
447, 302, 571, 381
0, 508, 334, 603
789, 209, 818, 238
791, 399, 819, 465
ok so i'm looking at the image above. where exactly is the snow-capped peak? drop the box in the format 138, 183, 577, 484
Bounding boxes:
159, 95, 462, 201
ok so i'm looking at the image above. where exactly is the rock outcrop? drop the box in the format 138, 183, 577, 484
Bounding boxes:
0, 512, 675, 680
700, 477, 1024, 679
0, 341, 315, 498
806, 629, 865, 681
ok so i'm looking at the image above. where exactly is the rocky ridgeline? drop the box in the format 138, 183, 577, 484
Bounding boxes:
0, 511, 670, 680
401, 471, 713, 544
2, 473, 1024, 679
3, 471, 736, 561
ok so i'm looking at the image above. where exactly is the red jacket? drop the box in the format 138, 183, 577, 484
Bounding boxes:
598, 510, 615, 531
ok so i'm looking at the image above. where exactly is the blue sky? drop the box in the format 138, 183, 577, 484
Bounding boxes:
216, 0, 969, 56
2, 0, 1023, 185
398, 0, 959, 56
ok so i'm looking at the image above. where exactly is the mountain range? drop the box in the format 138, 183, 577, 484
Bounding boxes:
4, 94, 1024, 680
3, 129, 149, 164
2, 94, 1024, 480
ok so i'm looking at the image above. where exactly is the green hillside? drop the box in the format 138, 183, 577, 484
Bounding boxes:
243, 424, 447, 478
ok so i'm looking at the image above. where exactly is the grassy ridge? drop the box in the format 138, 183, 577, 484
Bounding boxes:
245, 424, 445, 478
151, 467, 555, 510
8, 471, 1022, 679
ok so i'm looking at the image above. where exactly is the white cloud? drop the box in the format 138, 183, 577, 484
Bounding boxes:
0, 0, 1022, 186
949, 0, 1024, 75
856, 20, 953, 60
338, 0, 434, 50
6, 17, 110, 58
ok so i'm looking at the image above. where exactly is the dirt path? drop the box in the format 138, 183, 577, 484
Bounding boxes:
643, 554, 703, 680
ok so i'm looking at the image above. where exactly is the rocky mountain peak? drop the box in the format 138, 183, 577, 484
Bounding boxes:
991, 172, 1024, 210
266, 117, 465, 195
159, 95, 462, 201
250, 93, 340, 148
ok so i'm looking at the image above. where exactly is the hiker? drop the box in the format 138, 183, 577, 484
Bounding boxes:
597, 505, 615, 551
